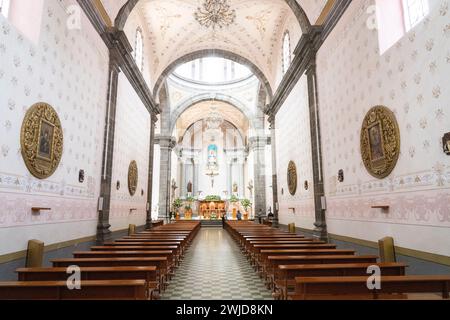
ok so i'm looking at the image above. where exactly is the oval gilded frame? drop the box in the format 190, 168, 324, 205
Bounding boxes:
360, 105, 400, 179
287, 161, 297, 196
20, 102, 63, 179
128, 160, 138, 196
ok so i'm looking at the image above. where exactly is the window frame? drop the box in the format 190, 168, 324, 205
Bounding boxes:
0, 0, 10, 18
282, 31, 291, 75
402, 0, 429, 31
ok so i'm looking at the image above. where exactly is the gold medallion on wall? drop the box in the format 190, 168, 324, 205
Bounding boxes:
20, 102, 64, 179
128, 160, 138, 196
287, 161, 297, 196
360, 106, 400, 179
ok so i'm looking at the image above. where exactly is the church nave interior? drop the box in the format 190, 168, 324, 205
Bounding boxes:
0, 0, 449, 303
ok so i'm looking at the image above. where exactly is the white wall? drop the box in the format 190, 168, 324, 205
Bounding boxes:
0, 1, 109, 255
275, 75, 315, 229
316, 0, 450, 256
109, 73, 151, 231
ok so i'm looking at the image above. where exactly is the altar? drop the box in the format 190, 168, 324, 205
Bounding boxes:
199, 200, 226, 220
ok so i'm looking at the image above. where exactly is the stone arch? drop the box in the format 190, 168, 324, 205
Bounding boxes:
155, 49, 273, 102
170, 93, 256, 134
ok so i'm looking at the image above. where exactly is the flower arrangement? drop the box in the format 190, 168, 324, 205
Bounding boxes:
205, 195, 221, 202
229, 195, 239, 203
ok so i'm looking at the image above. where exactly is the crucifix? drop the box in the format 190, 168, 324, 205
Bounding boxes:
206, 170, 219, 188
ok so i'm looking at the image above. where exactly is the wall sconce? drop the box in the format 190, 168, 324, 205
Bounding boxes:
443, 133, 450, 155
338, 169, 344, 183
78, 170, 85, 183
31, 207, 51, 215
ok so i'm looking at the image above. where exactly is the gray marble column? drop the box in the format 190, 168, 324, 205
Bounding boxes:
227, 161, 232, 197
96, 58, 120, 244
268, 115, 279, 228
249, 136, 268, 217
156, 136, 176, 221
239, 160, 245, 198
146, 114, 157, 230
193, 160, 199, 196
306, 60, 328, 241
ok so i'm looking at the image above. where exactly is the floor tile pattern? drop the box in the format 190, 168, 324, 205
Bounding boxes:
162, 228, 273, 300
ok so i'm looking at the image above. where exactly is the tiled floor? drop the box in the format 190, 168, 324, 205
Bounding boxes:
162, 228, 273, 300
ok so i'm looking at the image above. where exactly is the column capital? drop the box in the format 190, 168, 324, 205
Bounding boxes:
151, 113, 159, 125
268, 114, 276, 130
248, 136, 270, 151
155, 135, 176, 150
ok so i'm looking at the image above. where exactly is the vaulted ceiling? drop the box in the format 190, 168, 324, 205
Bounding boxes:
100, 0, 330, 89
175, 100, 249, 138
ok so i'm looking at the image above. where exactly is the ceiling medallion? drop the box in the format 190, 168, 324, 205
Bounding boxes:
194, 0, 236, 30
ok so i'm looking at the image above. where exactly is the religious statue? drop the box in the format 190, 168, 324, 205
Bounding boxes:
247, 180, 254, 198
207, 144, 218, 171
232, 182, 238, 193
187, 181, 193, 193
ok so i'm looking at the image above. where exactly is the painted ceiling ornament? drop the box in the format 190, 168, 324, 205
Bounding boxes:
128, 160, 138, 196
194, 0, 236, 30
20, 102, 63, 179
360, 106, 401, 179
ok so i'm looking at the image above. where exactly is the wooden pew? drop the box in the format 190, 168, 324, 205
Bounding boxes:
16, 266, 158, 299
275, 263, 407, 300
51, 257, 168, 290
73, 250, 176, 278
293, 275, 450, 300
265, 255, 379, 289
0, 280, 147, 300
259, 249, 355, 277
246, 242, 332, 265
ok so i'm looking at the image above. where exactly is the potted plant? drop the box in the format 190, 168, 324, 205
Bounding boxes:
173, 198, 183, 220
240, 199, 252, 220
184, 196, 195, 220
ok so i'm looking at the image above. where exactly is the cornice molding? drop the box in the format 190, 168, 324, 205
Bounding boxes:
76, 0, 160, 115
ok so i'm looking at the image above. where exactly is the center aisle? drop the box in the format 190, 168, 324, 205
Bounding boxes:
162, 227, 273, 300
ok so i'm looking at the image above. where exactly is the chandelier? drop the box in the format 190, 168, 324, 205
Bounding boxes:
194, 0, 236, 30
205, 110, 224, 130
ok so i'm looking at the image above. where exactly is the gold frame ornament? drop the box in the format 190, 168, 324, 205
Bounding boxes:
20, 102, 63, 179
360, 106, 400, 179
287, 161, 297, 196
128, 160, 138, 196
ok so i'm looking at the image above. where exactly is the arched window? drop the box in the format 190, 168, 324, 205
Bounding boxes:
282, 31, 291, 75
402, 0, 429, 31
0, 0, 10, 17
134, 28, 144, 72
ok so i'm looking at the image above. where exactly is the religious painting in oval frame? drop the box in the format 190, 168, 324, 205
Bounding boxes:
20, 102, 64, 179
128, 160, 138, 196
360, 106, 400, 179
287, 161, 298, 196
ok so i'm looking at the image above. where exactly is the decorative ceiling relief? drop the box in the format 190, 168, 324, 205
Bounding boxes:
195, 0, 236, 29
135, 0, 301, 88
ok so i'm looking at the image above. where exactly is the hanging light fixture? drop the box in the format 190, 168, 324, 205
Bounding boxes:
194, 0, 236, 30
